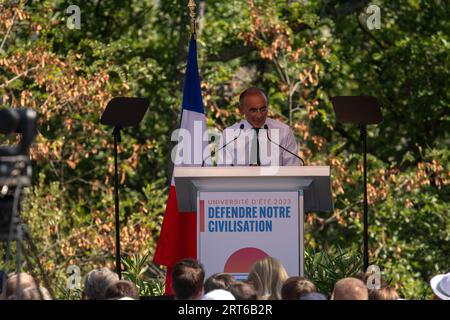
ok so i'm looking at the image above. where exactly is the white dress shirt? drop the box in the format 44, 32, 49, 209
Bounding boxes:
217, 118, 300, 166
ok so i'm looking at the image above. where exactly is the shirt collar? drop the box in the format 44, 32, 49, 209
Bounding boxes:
242, 118, 269, 129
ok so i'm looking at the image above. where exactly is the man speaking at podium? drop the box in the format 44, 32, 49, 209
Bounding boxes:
217, 87, 302, 166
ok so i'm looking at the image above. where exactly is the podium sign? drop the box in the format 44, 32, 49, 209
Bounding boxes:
173, 166, 332, 281
198, 191, 301, 280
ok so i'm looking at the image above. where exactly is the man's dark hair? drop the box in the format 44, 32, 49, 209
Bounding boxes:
171, 258, 205, 300
105, 280, 140, 300
281, 276, 316, 300
239, 87, 268, 106
204, 273, 236, 294
228, 281, 257, 300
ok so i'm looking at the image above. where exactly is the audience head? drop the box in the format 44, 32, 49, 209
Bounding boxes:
281, 276, 316, 300
299, 292, 327, 300
82, 267, 119, 300
357, 270, 400, 300
331, 277, 368, 300
430, 272, 450, 300
368, 285, 399, 300
228, 281, 257, 300
105, 280, 140, 300
204, 272, 236, 294
248, 256, 288, 300
201, 289, 235, 300
171, 258, 205, 300
17, 286, 52, 300
357, 270, 385, 289
5, 272, 38, 299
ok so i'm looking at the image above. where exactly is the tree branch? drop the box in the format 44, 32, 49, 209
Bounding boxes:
0, 10, 17, 52
196, 1, 206, 39
0, 66, 37, 89
175, 9, 189, 88
334, 123, 359, 148
209, 44, 257, 62
334, 0, 371, 19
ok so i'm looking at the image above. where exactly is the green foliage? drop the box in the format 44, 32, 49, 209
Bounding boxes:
56, 285, 82, 300
121, 253, 165, 297
369, 148, 450, 299
0, 0, 448, 299
305, 247, 363, 296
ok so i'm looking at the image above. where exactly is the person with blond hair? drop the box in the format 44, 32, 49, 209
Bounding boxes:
248, 256, 288, 300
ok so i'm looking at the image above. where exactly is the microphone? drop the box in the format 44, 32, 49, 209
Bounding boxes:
263, 124, 305, 165
202, 124, 244, 167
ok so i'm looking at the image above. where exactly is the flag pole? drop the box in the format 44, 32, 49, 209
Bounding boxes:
188, 0, 196, 36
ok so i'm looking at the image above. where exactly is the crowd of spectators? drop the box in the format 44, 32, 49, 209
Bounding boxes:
168, 257, 450, 301
1, 257, 449, 300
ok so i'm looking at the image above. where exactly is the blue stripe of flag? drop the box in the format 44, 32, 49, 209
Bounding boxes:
181, 35, 204, 114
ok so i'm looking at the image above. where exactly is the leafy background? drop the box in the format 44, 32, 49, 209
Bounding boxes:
0, 0, 448, 299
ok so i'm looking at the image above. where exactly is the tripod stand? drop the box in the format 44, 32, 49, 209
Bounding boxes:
0, 107, 45, 299
1, 189, 54, 300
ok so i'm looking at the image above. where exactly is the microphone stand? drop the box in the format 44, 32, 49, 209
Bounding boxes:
202, 124, 244, 167
264, 125, 305, 165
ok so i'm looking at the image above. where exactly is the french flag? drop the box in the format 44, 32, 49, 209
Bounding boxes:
153, 35, 208, 295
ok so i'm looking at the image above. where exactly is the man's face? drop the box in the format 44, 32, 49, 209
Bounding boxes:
239, 93, 268, 128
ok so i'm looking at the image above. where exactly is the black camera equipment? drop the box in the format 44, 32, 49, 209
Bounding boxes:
0, 108, 35, 240
0, 108, 53, 299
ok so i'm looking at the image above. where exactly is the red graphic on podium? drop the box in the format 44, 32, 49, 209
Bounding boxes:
224, 247, 268, 273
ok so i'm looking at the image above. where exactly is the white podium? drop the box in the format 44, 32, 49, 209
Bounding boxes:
173, 166, 333, 279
